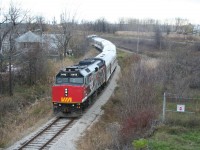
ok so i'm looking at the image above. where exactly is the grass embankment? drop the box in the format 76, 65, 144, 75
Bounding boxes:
0, 84, 53, 147
149, 125, 200, 150
0, 96, 52, 147
150, 101, 200, 149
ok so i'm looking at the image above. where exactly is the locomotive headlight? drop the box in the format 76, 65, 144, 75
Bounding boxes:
65, 88, 68, 96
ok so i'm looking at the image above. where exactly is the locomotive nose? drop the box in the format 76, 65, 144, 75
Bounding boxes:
52, 85, 85, 103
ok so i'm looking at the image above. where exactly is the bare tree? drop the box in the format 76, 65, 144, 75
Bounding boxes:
6, 2, 27, 95
0, 8, 9, 72
136, 20, 140, 53
19, 43, 48, 85
0, 21, 9, 56
118, 18, 126, 31
25, 16, 35, 31
175, 18, 189, 34
154, 25, 163, 50
54, 11, 76, 58
35, 16, 47, 34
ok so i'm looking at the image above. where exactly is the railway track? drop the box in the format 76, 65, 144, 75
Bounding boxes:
16, 117, 75, 150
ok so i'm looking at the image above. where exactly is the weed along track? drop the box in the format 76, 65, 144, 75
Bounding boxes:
16, 117, 75, 150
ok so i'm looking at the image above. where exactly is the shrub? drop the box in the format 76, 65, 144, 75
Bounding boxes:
193, 42, 200, 51
132, 138, 148, 150
121, 109, 157, 140
115, 55, 163, 145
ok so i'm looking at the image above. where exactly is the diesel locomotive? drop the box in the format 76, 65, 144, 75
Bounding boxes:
52, 36, 117, 117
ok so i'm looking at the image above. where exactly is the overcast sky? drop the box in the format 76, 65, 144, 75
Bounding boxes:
1, 0, 200, 24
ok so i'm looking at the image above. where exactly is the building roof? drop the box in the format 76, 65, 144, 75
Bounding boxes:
15, 31, 42, 43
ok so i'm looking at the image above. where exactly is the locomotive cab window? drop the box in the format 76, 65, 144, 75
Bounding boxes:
56, 77, 84, 85
56, 72, 84, 85
69, 77, 84, 84
56, 77, 68, 84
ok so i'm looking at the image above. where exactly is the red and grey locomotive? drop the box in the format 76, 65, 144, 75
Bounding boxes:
52, 36, 117, 116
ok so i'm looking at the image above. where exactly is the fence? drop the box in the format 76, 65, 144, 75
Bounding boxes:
162, 92, 200, 123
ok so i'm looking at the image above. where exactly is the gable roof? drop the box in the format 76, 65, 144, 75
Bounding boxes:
15, 31, 42, 43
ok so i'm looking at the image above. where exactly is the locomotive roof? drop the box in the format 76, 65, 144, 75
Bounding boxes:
62, 57, 105, 77
79, 58, 105, 76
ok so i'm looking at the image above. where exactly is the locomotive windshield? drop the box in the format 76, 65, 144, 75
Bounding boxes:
56, 71, 84, 85
56, 77, 84, 85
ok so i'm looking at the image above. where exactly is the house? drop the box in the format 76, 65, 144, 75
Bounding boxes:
15, 31, 42, 51
15, 31, 60, 54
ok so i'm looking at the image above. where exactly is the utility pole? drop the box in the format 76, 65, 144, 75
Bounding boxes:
0, 53, 3, 72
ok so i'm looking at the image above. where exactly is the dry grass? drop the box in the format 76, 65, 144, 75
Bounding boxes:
78, 95, 121, 150
81, 47, 100, 60
115, 31, 154, 38
141, 58, 160, 69
0, 98, 53, 148
78, 122, 112, 150
115, 31, 200, 42
50, 58, 74, 73
166, 33, 200, 41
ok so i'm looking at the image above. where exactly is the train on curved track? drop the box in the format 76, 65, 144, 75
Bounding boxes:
52, 35, 117, 117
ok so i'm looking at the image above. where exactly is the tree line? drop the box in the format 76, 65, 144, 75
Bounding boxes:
0, 2, 93, 96
0, 1, 199, 96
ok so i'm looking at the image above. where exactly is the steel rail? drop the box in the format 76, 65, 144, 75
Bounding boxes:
17, 117, 74, 150
39, 119, 74, 149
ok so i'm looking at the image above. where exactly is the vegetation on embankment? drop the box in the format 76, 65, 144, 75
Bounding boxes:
78, 33, 200, 149
78, 48, 164, 149
0, 95, 52, 147
0, 59, 64, 147
149, 125, 200, 150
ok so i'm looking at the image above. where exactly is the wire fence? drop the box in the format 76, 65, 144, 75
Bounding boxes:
162, 92, 200, 124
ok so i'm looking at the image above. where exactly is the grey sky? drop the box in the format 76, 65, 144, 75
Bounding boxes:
1, 0, 200, 24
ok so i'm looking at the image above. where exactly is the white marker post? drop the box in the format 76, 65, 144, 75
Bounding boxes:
162, 92, 166, 122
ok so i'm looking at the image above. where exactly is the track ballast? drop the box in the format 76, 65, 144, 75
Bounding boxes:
16, 118, 75, 150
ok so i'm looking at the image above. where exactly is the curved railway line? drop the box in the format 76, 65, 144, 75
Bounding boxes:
16, 118, 75, 150
8, 36, 120, 150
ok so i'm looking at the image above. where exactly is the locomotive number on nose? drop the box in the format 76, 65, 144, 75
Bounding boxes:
61, 97, 72, 103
